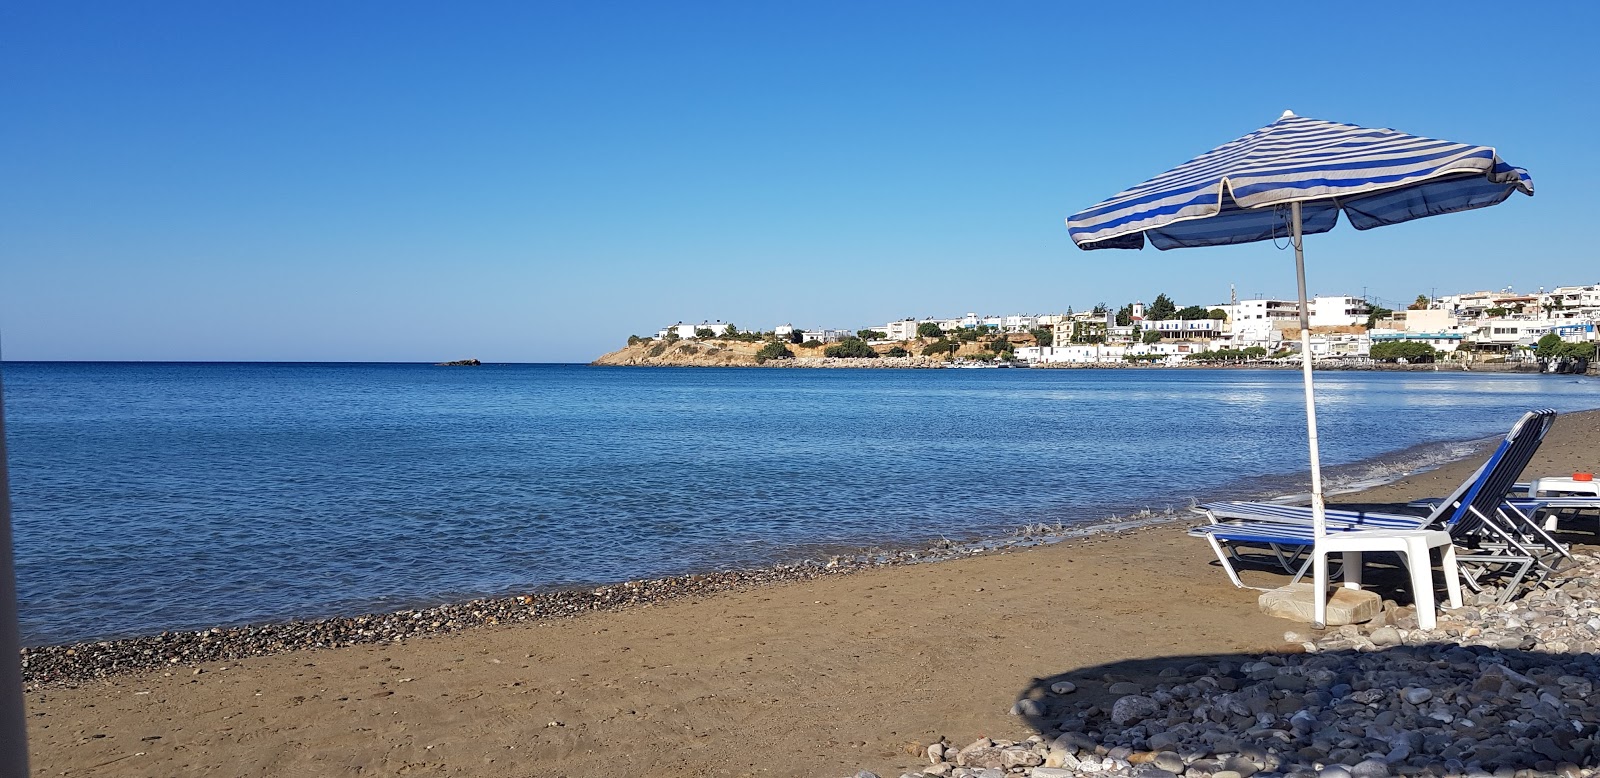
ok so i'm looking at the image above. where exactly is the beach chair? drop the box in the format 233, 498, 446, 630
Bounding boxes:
1189, 409, 1560, 607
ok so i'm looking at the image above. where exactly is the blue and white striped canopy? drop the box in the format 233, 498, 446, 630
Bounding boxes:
1067, 113, 1533, 251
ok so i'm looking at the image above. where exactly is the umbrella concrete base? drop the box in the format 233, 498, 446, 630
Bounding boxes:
1259, 583, 1381, 626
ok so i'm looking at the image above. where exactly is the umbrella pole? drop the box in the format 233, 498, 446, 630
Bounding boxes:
1290, 202, 1331, 628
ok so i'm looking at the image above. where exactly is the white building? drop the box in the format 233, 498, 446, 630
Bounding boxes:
773, 324, 795, 339
1137, 319, 1226, 340
1552, 320, 1599, 343
1308, 296, 1371, 328
1002, 314, 1040, 332
882, 320, 922, 340
1371, 332, 1463, 354
1217, 298, 1303, 327
1017, 344, 1128, 364
800, 329, 852, 343
1474, 318, 1552, 351
1539, 284, 1600, 320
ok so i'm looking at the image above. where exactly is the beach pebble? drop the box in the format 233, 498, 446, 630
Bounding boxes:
1109, 695, 1158, 725
1048, 681, 1076, 695
1010, 698, 1045, 717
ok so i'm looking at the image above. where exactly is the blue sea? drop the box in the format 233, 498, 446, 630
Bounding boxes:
4, 362, 1598, 646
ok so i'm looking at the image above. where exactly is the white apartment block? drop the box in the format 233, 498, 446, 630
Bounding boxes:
1308, 296, 1370, 328
1138, 319, 1225, 339
801, 329, 852, 343
881, 320, 921, 340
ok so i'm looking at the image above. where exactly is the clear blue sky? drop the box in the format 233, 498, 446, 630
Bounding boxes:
2, 1, 1595, 362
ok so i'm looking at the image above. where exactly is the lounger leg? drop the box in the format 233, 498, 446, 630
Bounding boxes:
1441, 543, 1462, 609
1206, 534, 1245, 589
1404, 538, 1437, 630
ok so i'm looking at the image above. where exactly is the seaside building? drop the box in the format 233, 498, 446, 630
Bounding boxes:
801, 328, 852, 343
1018, 344, 1128, 364
1370, 331, 1463, 354
881, 320, 922, 340
656, 321, 733, 339
1472, 318, 1553, 353
1137, 319, 1225, 340
1308, 296, 1371, 328
773, 324, 795, 339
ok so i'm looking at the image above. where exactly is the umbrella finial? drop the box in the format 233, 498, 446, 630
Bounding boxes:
1280, 109, 1296, 119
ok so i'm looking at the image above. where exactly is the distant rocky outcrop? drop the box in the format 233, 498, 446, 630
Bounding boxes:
436, 358, 481, 366
591, 338, 997, 367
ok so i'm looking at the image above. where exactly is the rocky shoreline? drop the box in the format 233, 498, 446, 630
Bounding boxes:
856, 548, 1600, 778
19, 514, 1177, 687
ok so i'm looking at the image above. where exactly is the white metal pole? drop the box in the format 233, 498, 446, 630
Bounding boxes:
1291, 202, 1331, 628
0, 368, 30, 775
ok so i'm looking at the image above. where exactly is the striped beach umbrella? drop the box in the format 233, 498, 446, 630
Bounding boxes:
1066, 112, 1533, 618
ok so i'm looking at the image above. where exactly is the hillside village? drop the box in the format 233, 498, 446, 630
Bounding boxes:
614, 283, 1600, 369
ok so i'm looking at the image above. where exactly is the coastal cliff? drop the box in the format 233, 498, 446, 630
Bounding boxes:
590, 337, 1004, 367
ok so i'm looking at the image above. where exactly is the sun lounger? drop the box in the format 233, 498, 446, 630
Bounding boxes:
1189, 409, 1559, 608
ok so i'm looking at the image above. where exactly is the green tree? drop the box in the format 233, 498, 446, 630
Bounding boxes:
694, 327, 716, 339
1243, 346, 1268, 358
916, 322, 943, 338
1029, 327, 1054, 347
755, 341, 794, 363
1558, 341, 1597, 359
1092, 303, 1109, 316
1208, 308, 1228, 320
1175, 305, 1210, 320
1370, 341, 1439, 363
1141, 329, 1164, 344
886, 346, 910, 357
1365, 306, 1394, 330
1147, 293, 1178, 321
1534, 333, 1565, 359
725, 324, 740, 338
1115, 304, 1133, 327
989, 339, 1016, 355
664, 330, 681, 342
627, 334, 645, 346
824, 338, 878, 358
787, 329, 805, 344
800, 339, 822, 348
856, 329, 887, 341
921, 339, 957, 356
1408, 295, 1430, 310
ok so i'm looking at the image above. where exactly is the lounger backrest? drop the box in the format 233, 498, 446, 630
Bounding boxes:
1446, 409, 1557, 536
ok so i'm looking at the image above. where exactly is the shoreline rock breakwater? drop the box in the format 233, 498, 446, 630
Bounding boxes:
19, 514, 1177, 687
865, 548, 1600, 778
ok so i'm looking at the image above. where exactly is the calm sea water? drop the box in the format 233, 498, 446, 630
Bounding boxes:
4, 362, 1598, 645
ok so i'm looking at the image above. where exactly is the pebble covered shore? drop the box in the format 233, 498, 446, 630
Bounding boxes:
19, 515, 1171, 687
857, 548, 1600, 778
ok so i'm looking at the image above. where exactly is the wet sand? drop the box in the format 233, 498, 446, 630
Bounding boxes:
24, 409, 1600, 777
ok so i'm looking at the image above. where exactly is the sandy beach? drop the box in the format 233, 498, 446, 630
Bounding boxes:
23, 408, 1600, 778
